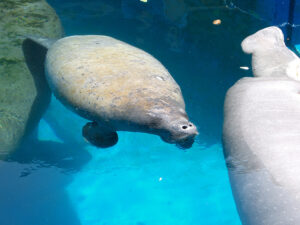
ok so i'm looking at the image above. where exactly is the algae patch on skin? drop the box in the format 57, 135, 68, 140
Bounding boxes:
0, 0, 63, 157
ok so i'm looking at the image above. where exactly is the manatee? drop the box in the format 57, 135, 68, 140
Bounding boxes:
241, 26, 300, 79
0, 0, 63, 158
24, 35, 198, 149
223, 26, 300, 225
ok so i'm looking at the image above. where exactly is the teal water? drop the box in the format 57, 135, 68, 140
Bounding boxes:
0, 99, 240, 225
0, 1, 272, 224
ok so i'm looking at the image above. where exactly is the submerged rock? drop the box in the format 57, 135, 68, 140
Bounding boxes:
0, 0, 63, 157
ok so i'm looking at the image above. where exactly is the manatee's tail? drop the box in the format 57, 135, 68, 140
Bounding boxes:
23, 36, 57, 50
21, 37, 57, 136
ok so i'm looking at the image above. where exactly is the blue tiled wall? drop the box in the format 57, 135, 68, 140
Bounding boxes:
292, 1, 300, 44
257, 0, 300, 45
235, 0, 300, 45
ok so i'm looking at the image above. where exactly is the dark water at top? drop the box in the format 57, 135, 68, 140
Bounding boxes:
0, 0, 274, 224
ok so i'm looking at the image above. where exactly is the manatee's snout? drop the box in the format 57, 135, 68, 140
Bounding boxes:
160, 119, 198, 149
175, 121, 198, 149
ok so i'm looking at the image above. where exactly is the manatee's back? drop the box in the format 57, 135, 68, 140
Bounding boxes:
223, 77, 300, 225
46, 35, 185, 128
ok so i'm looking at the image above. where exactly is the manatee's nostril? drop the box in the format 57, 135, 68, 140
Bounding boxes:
182, 125, 188, 129
189, 124, 192, 127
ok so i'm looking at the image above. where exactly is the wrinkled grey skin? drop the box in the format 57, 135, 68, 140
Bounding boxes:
23, 36, 198, 149
223, 26, 300, 225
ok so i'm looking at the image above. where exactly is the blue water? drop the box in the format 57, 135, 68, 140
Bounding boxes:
0, 1, 272, 224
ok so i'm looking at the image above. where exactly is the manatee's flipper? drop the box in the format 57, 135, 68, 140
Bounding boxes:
21, 37, 57, 135
82, 122, 118, 148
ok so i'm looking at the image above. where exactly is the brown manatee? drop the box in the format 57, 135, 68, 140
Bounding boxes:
24, 35, 198, 149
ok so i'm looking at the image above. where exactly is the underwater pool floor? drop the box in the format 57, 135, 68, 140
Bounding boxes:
0, 98, 240, 225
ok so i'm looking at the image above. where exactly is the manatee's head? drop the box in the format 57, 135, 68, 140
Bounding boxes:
241, 26, 285, 54
149, 109, 198, 149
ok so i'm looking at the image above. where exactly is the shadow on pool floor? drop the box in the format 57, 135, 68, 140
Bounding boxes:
0, 134, 92, 225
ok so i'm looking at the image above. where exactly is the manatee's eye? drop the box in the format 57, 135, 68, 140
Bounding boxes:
182, 125, 188, 129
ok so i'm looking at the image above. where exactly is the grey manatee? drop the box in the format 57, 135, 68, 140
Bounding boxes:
223, 26, 300, 225
23, 35, 198, 149
241, 26, 300, 79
